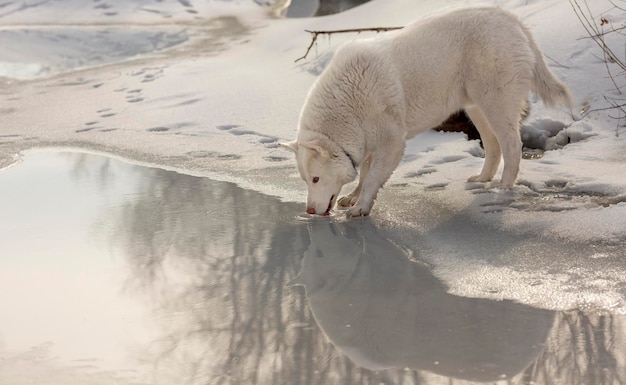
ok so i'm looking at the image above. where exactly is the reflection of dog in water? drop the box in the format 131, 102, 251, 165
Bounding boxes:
291, 219, 554, 382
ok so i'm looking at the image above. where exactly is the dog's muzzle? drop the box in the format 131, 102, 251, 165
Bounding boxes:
306, 195, 334, 216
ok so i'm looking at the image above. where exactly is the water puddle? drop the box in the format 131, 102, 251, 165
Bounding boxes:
0, 150, 623, 385
275, 0, 371, 18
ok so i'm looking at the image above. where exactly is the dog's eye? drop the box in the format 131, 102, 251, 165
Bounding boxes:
312, 177, 319, 184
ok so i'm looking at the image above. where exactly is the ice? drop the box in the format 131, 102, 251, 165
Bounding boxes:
0, 61, 43, 79
0, 27, 189, 79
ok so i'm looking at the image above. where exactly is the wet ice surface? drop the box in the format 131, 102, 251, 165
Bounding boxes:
0, 27, 189, 79
0, 150, 624, 385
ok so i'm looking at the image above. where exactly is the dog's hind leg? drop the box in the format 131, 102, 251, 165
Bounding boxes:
465, 105, 501, 183
338, 154, 371, 208
476, 100, 524, 189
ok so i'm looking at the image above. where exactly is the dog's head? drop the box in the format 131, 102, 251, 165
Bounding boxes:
280, 138, 357, 215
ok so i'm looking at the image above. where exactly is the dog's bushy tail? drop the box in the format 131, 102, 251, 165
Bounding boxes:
524, 25, 574, 112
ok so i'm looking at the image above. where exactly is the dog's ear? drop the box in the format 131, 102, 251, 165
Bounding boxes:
299, 140, 330, 160
278, 141, 298, 153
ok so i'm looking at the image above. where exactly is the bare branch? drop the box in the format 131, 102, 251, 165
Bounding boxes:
608, 0, 626, 11
576, 24, 626, 40
570, 0, 626, 135
295, 33, 320, 63
570, 0, 626, 71
294, 26, 403, 62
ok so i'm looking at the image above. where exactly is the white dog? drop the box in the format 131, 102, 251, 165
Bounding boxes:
281, 6, 573, 216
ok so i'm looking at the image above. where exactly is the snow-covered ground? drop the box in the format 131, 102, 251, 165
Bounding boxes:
1, 0, 625, 313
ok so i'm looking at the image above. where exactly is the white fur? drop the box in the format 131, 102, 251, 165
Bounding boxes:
281, 6, 573, 216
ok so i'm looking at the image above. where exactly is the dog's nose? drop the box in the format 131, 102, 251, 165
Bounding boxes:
306, 207, 316, 214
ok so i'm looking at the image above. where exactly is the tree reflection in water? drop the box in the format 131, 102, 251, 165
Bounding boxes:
66, 151, 625, 385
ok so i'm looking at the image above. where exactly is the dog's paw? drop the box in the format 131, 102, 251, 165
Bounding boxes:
467, 174, 492, 183
489, 180, 515, 190
346, 204, 370, 217
337, 194, 358, 208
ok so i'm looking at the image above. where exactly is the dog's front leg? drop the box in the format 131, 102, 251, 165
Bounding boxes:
338, 154, 371, 208
346, 140, 404, 217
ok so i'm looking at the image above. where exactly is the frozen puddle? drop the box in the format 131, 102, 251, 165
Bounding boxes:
0, 150, 624, 385
0, 27, 189, 79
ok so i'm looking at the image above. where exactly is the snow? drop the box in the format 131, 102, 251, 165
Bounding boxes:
0, 0, 625, 313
